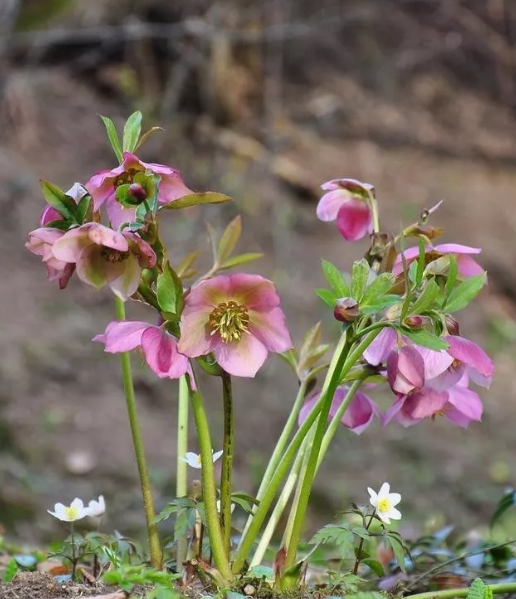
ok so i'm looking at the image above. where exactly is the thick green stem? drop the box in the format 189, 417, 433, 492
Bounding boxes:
188, 378, 233, 583
284, 329, 381, 571
175, 376, 189, 572
232, 332, 352, 573
406, 584, 516, 599
220, 371, 234, 556
114, 297, 162, 569
238, 379, 308, 548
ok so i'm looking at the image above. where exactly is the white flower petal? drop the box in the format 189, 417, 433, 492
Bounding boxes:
378, 482, 390, 498
386, 507, 402, 520
389, 493, 401, 506
212, 450, 223, 462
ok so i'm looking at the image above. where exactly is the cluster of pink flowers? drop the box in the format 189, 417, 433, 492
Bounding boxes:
26, 156, 293, 379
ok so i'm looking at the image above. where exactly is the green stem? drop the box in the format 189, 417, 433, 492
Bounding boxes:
233, 332, 351, 573
284, 329, 381, 571
220, 370, 235, 556
175, 376, 189, 573
352, 511, 375, 574
187, 378, 233, 583
70, 523, 76, 581
114, 297, 162, 569
367, 190, 380, 234
406, 584, 516, 599
250, 437, 309, 567
238, 379, 308, 549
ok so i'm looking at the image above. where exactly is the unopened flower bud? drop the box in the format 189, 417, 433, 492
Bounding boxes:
403, 315, 431, 330
129, 183, 147, 203
444, 314, 460, 336
334, 298, 360, 322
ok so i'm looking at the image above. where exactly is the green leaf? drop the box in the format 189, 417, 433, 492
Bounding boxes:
410, 279, 441, 315
467, 578, 486, 599
361, 559, 385, 577
445, 255, 458, 298
219, 253, 264, 271
156, 263, 184, 315
361, 273, 396, 306
386, 534, 406, 572
43, 219, 73, 231
3, 558, 19, 582
310, 524, 354, 557
315, 288, 338, 307
445, 273, 487, 313
162, 192, 233, 210
351, 526, 370, 541
218, 215, 241, 263
490, 490, 516, 528
246, 565, 274, 580
351, 259, 370, 301
122, 111, 142, 152
416, 237, 426, 286
359, 295, 401, 315
321, 260, 351, 297
401, 327, 449, 350
99, 115, 123, 163
75, 195, 92, 224
40, 180, 77, 221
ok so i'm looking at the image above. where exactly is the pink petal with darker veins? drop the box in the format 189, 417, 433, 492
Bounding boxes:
93, 320, 149, 352
403, 387, 448, 419
213, 333, 268, 377
316, 189, 349, 221
228, 273, 282, 310
444, 335, 494, 381
177, 306, 213, 357
141, 327, 190, 379
363, 327, 397, 366
336, 198, 372, 241
248, 307, 293, 353
387, 346, 425, 395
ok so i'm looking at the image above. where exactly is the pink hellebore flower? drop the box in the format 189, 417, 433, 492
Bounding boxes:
40, 183, 88, 226
25, 228, 75, 289
387, 346, 425, 395
178, 273, 292, 377
51, 223, 156, 300
434, 335, 494, 389
299, 386, 380, 435
316, 178, 374, 241
85, 152, 192, 228
93, 320, 191, 379
392, 243, 484, 278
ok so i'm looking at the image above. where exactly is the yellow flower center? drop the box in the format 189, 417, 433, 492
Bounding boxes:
209, 300, 250, 343
64, 506, 79, 520
378, 498, 391, 513
113, 167, 142, 188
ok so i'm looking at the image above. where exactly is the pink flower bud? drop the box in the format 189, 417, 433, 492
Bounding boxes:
334, 298, 360, 322
444, 314, 460, 336
129, 183, 147, 202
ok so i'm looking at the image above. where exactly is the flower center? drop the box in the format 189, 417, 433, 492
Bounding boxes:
101, 248, 129, 263
64, 506, 79, 520
209, 300, 250, 343
113, 167, 142, 188
378, 498, 391, 513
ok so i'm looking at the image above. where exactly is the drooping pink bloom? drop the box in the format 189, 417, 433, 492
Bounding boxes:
443, 335, 494, 388
40, 183, 88, 226
299, 386, 380, 435
25, 227, 75, 289
316, 178, 374, 241
363, 327, 397, 366
392, 243, 484, 278
51, 223, 156, 300
93, 320, 191, 379
178, 274, 292, 377
85, 152, 192, 228
387, 346, 425, 395
383, 374, 483, 429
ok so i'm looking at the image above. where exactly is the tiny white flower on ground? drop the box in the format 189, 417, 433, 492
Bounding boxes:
368, 482, 402, 525
181, 449, 223, 469
87, 495, 106, 517
47, 498, 89, 522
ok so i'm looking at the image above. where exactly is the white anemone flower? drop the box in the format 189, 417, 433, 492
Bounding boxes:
368, 482, 402, 524
87, 495, 106, 517
47, 498, 89, 522
181, 449, 223, 469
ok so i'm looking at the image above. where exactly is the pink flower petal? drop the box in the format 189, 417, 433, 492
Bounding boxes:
336, 198, 372, 241
248, 307, 292, 353
141, 327, 190, 379
415, 347, 455, 381
183, 277, 231, 309
93, 320, 149, 352
85, 166, 125, 211
213, 333, 268, 377
75, 245, 113, 289
108, 253, 141, 301
392, 247, 422, 276
446, 384, 483, 423
228, 274, 281, 310
316, 189, 349, 221
444, 336, 494, 379
387, 346, 425, 395
404, 388, 448, 419
178, 307, 213, 357
363, 328, 397, 366
106, 199, 137, 230
338, 390, 379, 435
456, 255, 485, 278
434, 244, 482, 255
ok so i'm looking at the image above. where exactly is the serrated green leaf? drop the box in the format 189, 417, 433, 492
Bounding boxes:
445, 273, 487, 313
410, 279, 442, 315
246, 565, 274, 580
401, 327, 449, 350
351, 526, 370, 540
310, 524, 354, 556
40, 180, 77, 221
386, 534, 406, 572
467, 578, 486, 599
351, 259, 370, 301
321, 260, 351, 297
99, 115, 123, 163
359, 295, 401, 315
361, 273, 396, 306
122, 111, 142, 152
219, 253, 264, 271
156, 263, 184, 315
218, 215, 241, 263
162, 192, 233, 210
490, 490, 516, 528
316, 288, 338, 307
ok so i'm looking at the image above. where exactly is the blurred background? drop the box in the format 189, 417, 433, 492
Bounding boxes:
1, 0, 516, 545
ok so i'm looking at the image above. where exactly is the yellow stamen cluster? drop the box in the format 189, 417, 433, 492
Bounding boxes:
64, 506, 79, 520
209, 300, 250, 343
101, 248, 130, 263
378, 498, 391, 513
113, 167, 141, 188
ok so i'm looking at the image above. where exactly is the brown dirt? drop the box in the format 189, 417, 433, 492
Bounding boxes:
2, 1, 516, 550
0, 572, 116, 599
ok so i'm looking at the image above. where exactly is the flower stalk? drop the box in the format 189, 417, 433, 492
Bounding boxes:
220, 370, 235, 556
175, 375, 189, 573
114, 296, 162, 569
